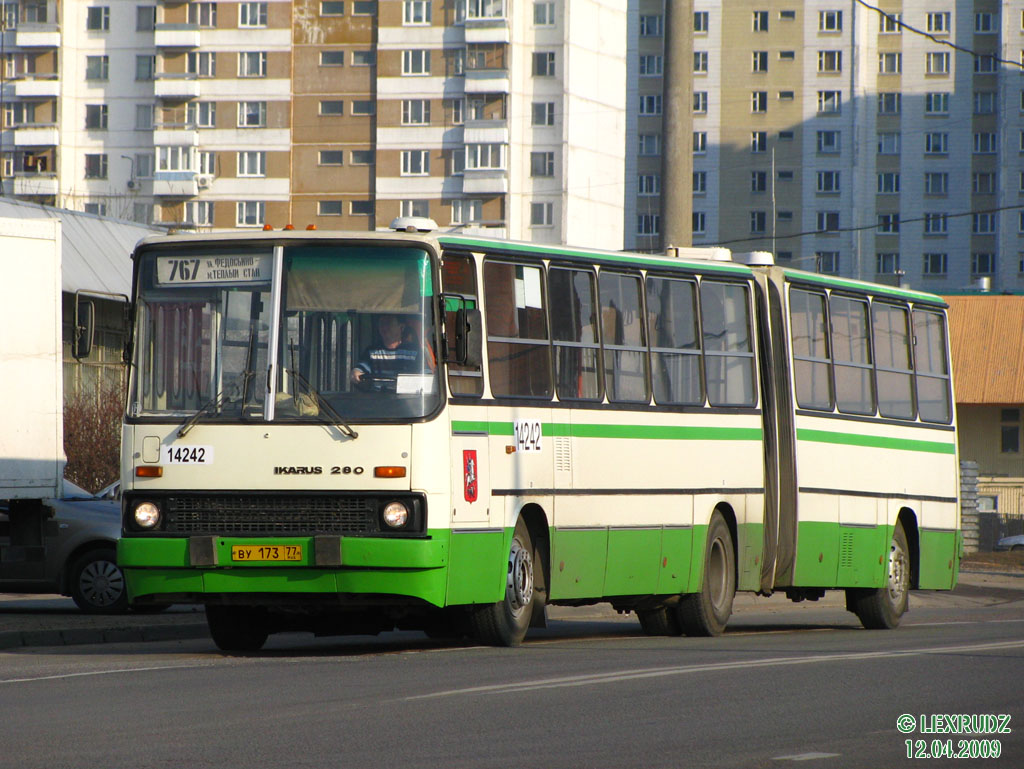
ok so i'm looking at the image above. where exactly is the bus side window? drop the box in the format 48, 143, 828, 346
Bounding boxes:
699, 280, 756, 407
645, 275, 703, 405
913, 308, 951, 424
829, 295, 875, 415
442, 252, 483, 397
789, 288, 833, 411
599, 271, 650, 404
483, 260, 552, 399
548, 267, 602, 401
872, 302, 915, 420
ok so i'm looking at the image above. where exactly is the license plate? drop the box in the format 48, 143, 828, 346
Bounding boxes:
231, 544, 303, 562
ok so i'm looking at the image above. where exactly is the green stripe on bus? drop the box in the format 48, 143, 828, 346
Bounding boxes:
439, 236, 752, 275
452, 420, 761, 441
797, 428, 956, 454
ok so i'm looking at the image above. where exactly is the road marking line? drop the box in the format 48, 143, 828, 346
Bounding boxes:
403, 639, 1024, 700
0, 662, 223, 686
772, 752, 841, 761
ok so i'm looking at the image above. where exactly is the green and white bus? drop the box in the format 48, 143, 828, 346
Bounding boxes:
118, 221, 960, 650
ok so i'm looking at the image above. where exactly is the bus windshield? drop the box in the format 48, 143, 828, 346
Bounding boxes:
129, 244, 439, 423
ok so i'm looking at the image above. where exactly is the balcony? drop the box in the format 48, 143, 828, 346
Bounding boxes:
13, 76, 60, 98
13, 125, 59, 147
152, 171, 198, 197
464, 120, 508, 145
462, 169, 508, 194
153, 125, 198, 146
464, 69, 509, 94
15, 23, 60, 48
12, 174, 58, 197
154, 74, 200, 100
464, 17, 510, 44
154, 23, 200, 48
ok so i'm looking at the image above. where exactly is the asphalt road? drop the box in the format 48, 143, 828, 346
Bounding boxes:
1, 584, 1021, 769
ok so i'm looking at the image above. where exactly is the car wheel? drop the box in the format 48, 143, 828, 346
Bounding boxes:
69, 548, 129, 614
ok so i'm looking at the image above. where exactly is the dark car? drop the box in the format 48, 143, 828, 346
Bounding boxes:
0, 480, 127, 613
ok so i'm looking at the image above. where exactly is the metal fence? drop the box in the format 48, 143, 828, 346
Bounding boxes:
975, 512, 1024, 552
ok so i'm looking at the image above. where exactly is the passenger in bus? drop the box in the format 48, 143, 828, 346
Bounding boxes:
352, 314, 421, 390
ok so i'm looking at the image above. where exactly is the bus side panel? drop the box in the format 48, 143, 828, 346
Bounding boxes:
445, 529, 506, 605
837, 497, 886, 588
604, 527, 662, 595
657, 523, 694, 594
792, 515, 840, 587
550, 523, 609, 599
918, 501, 959, 590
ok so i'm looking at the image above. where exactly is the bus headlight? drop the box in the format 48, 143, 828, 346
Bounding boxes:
133, 501, 161, 529
382, 501, 409, 529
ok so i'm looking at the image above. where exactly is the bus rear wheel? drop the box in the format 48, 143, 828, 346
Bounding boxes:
206, 605, 269, 652
849, 521, 910, 630
637, 606, 683, 636
470, 519, 539, 647
677, 512, 735, 637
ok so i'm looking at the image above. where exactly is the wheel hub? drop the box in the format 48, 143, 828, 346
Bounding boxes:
507, 541, 533, 613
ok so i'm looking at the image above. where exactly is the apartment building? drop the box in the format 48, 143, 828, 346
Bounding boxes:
0, 0, 629, 249
690, 1, 1024, 291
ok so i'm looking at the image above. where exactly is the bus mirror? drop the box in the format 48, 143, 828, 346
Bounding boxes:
72, 296, 95, 361
455, 307, 482, 368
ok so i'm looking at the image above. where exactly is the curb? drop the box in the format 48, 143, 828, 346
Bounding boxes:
0, 621, 210, 651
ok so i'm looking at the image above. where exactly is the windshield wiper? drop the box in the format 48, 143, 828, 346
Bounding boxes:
177, 386, 237, 438
285, 368, 359, 440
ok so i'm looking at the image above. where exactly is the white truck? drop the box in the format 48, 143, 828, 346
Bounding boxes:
0, 218, 66, 568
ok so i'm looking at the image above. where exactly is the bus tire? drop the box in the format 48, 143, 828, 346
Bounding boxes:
470, 519, 538, 647
851, 521, 910, 630
206, 605, 269, 652
637, 606, 682, 636
677, 512, 735, 637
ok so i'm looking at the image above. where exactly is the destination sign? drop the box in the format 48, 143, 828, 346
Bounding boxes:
156, 254, 272, 286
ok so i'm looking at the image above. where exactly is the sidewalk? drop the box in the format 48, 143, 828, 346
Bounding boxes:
1, 568, 1020, 651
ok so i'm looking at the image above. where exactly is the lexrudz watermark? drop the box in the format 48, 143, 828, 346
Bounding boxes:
897, 714, 1011, 759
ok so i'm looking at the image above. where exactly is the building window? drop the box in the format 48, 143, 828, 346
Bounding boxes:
320, 51, 344, 67
975, 56, 997, 74
239, 2, 268, 26
236, 201, 265, 227
693, 92, 708, 113
751, 91, 767, 112
750, 211, 767, 234
974, 92, 997, 115
135, 55, 156, 81
532, 202, 554, 227
85, 104, 108, 130
819, 50, 843, 73
531, 101, 555, 126
779, 10, 795, 20
816, 251, 840, 273
640, 15, 662, 36
926, 12, 950, 33
639, 55, 663, 77
1001, 410, 1020, 454
923, 213, 948, 235
925, 92, 949, 115
925, 172, 949, 195
319, 100, 344, 116
188, 2, 218, 26
639, 134, 661, 156
879, 12, 901, 33
530, 151, 554, 177
236, 151, 266, 177
84, 154, 108, 179
465, 143, 503, 170
752, 10, 768, 31
875, 253, 899, 274
186, 52, 216, 77
187, 101, 216, 128
403, 50, 430, 75
86, 6, 110, 31
639, 174, 661, 196
398, 200, 427, 219
778, 91, 794, 101
694, 11, 708, 33
817, 211, 839, 232
777, 170, 794, 181
817, 171, 840, 193
692, 132, 706, 154
637, 213, 659, 235
971, 253, 995, 275
923, 253, 947, 275
752, 51, 768, 72
318, 150, 343, 165
817, 90, 841, 113
924, 132, 948, 155
238, 101, 267, 127
817, 130, 840, 153
238, 52, 267, 78
692, 212, 706, 235
83, 203, 107, 216
321, 1, 345, 15
975, 13, 996, 33
403, 0, 431, 24
350, 150, 374, 165
973, 172, 997, 194
819, 10, 842, 31
751, 171, 767, 193
877, 52, 900, 74
352, 1, 376, 14
451, 199, 482, 224
751, 131, 767, 153
639, 94, 662, 116
350, 200, 374, 216
972, 213, 996, 234
974, 133, 997, 154
532, 51, 555, 77
693, 51, 708, 73
136, 6, 156, 31
351, 100, 374, 116
135, 153, 154, 178
877, 214, 900, 234
877, 132, 901, 155
136, 104, 154, 130
401, 150, 430, 176
318, 201, 343, 216
878, 93, 901, 115
778, 51, 795, 61
925, 52, 950, 75
401, 99, 430, 125
351, 51, 375, 66
877, 173, 900, 194
157, 146, 192, 172
533, 2, 554, 26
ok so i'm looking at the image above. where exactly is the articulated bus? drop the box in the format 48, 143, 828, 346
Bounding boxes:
118, 221, 960, 651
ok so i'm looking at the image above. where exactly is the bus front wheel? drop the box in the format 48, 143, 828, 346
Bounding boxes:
849, 521, 910, 630
206, 605, 270, 652
471, 519, 539, 647
677, 512, 735, 637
